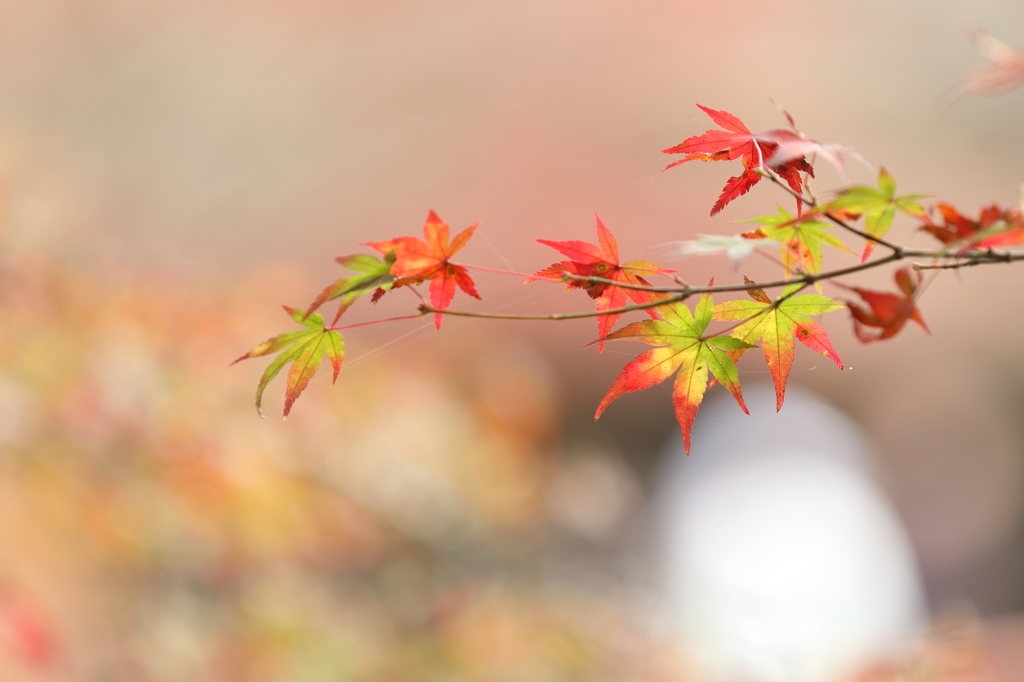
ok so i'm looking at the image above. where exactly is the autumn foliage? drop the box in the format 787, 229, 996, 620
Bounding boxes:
526, 216, 674, 351
236, 35, 1024, 453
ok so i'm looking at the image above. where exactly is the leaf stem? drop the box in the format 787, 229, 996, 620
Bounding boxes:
824, 214, 903, 253
759, 167, 817, 208
452, 262, 550, 279
328, 313, 427, 331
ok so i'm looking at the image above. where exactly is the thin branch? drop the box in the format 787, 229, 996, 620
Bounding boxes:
412, 242, 1024, 324
553, 276, 690, 293
420, 292, 690, 322
823, 213, 903, 253
575, 251, 904, 295
421, 253, 907, 322
760, 167, 903, 252
454, 261, 677, 281
758, 167, 816, 208
407, 285, 428, 305
913, 250, 1024, 270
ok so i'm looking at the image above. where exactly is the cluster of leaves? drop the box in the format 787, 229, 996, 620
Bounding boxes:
237, 50, 1024, 453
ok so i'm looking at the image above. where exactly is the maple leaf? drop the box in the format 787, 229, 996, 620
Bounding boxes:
760, 105, 868, 183
824, 168, 927, 261
740, 206, 853, 280
954, 28, 1024, 98
919, 202, 1024, 250
231, 307, 344, 418
364, 210, 481, 329
662, 104, 814, 215
839, 268, 929, 343
527, 214, 675, 351
713, 277, 845, 411
654, 234, 762, 269
594, 289, 755, 453
305, 252, 397, 325
762, 136, 867, 185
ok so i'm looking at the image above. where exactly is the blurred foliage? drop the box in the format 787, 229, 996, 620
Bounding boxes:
0, 252, 691, 681
0, 253, 1014, 681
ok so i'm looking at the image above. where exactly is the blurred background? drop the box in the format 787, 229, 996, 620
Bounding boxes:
0, 0, 1021, 679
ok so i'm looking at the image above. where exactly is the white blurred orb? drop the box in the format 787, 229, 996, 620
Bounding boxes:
656, 384, 926, 682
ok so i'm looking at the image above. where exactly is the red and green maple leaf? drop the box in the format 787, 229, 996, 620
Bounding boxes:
824, 167, 927, 261
527, 215, 675, 351
740, 206, 853, 280
304, 252, 397, 325
713, 277, 844, 411
365, 210, 481, 329
919, 202, 1024, 250
662, 104, 814, 215
839, 267, 929, 343
231, 306, 345, 418
594, 289, 755, 453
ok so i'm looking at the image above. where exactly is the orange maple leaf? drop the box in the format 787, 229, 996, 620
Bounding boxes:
527, 215, 675, 351
365, 210, 481, 329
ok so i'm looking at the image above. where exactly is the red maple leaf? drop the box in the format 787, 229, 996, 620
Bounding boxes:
527, 215, 675, 351
365, 210, 481, 329
840, 268, 929, 343
920, 202, 1024, 250
662, 104, 814, 215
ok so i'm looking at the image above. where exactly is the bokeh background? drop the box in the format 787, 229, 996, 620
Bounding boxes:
0, 0, 1021, 679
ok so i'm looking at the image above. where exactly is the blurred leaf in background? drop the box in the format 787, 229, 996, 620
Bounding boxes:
0, 251, 691, 681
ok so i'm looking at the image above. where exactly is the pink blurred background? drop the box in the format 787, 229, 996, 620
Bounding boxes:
0, 0, 1021, 679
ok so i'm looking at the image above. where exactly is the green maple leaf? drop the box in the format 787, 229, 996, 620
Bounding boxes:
824, 167, 927, 261
741, 206, 853, 281
305, 252, 397, 325
595, 290, 755, 454
713, 278, 844, 411
232, 306, 345, 418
